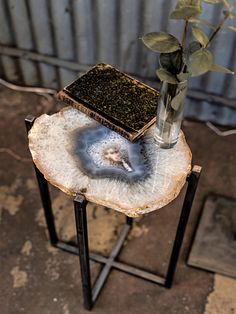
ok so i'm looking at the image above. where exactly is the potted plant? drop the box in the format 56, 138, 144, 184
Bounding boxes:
142, 0, 236, 148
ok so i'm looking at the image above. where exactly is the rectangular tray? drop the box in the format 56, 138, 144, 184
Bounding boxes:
58, 63, 159, 141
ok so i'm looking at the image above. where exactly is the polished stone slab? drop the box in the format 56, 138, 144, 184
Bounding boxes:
28, 107, 192, 217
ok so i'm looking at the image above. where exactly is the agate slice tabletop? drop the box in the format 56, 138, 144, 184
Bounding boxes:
28, 107, 192, 217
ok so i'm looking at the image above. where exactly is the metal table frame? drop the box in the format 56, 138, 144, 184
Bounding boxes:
25, 115, 201, 311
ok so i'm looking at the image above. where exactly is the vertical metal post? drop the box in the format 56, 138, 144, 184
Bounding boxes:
126, 216, 133, 226
165, 165, 202, 288
25, 115, 58, 246
74, 194, 93, 311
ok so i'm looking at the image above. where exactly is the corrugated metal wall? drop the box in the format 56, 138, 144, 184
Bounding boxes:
0, 0, 236, 125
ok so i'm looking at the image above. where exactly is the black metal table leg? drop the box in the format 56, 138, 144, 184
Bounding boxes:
25, 115, 58, 246
74, 195, 93, 310
165, 165, 202, 288
126, 216, 133, 226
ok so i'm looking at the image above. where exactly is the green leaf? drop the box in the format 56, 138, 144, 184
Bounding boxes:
227, 26, 236, 32
156, 68, 178, 84
229, 12, 236, 19
210, 64, 234, 74
188, 18, 216, 29
184, 41, 202, 65
176, 0, 201, 9
188, 41, 202, 54
171, 90, 187, 111
192, 26, 209, 47
141, 32, 181, 53
203, 0, 222, 3
170, 6, 202, 20
188, 48, 213, 76
170, 0, 202, 20
177, 72, 189, 81
159, 50, 183, 74
222, 0, 231, 9
223, 10, 236, 19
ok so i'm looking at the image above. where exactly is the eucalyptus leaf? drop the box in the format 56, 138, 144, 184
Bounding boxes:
156, 68, 178, 84
184, 41, 202, 63
223, 10, 236, 19
176, 0, 201, 9
141, 32, 181, 53
188, 48, 213, 76
159, 50, 183, 74
170, 6, 202, 20
222, 0, 231, 9
227, 26, 236, 32
177, 72, 189, 81
170, 0, 202, 20
229, 12, 236, 19
188, 41, 202, 54
171, 90, 186, 111
188, 18, 216, 29
203, 0, 222, 3
210, 63, 234, 74
192, 26, 209, 47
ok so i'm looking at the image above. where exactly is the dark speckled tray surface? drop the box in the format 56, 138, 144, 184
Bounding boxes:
58, 63, 159, 141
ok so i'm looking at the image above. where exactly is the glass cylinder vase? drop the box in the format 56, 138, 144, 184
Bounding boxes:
154, 80, 187, 149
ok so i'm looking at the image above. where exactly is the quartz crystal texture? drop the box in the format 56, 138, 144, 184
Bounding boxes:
28, 107, 192, 217
72, 124, 151, 183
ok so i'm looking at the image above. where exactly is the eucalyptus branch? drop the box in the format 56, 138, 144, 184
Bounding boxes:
141, 0, 235, 80
230, 0, 236, 11
182, 20, 189, 49
222, 0, 231, 10
206, 0, 236, 48
206, 15, 228, 47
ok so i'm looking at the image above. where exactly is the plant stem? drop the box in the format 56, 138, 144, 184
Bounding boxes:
180, 21, 189, 74
206, 14, 228, 47
182, 20, 189, 49
222, 0, 231, 10
206, 0, 236, 48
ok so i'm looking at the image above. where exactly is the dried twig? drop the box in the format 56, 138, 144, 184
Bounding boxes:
0, 78, 56, 95
0, 148, 31, 162
206, 0, 236, 47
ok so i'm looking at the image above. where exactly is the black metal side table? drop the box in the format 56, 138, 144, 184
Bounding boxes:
25, 113, 201, 311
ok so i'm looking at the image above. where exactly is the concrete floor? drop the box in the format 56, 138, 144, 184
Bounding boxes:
0, 84, 236, 314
